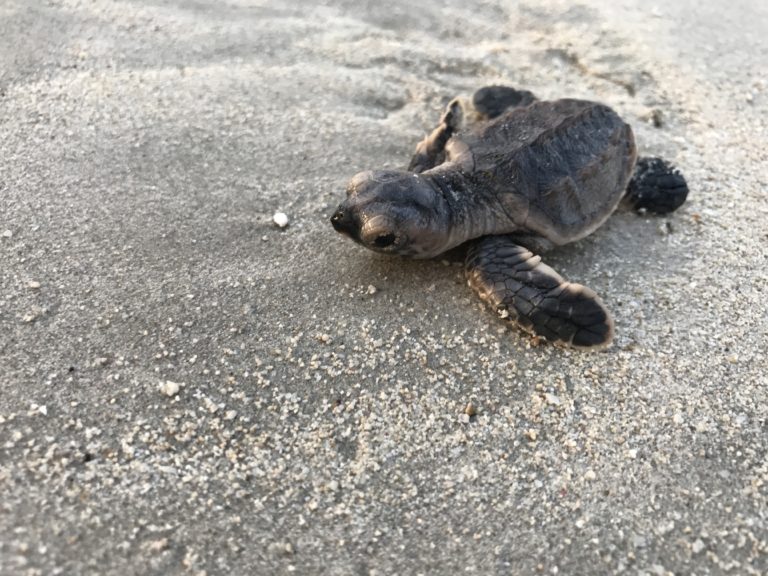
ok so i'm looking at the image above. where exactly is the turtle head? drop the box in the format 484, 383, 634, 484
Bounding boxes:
331, 170, 451, 258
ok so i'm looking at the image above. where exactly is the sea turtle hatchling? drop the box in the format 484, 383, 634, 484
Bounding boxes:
331, 86, 689, 349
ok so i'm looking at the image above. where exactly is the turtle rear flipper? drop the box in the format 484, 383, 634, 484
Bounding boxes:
624, 156, 689, 214
465, 236, 613, 349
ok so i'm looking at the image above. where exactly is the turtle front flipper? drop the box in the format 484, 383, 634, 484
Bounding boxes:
408, 98, 463, 173
471, 86, 537, 119
465, 236, 613, 349
408, 86, 538, 173
623, 156, 689, 214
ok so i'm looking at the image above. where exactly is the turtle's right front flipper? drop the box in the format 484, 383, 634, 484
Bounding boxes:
465, 236, 613, 349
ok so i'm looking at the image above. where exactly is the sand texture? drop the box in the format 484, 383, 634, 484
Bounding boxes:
1, 0, 766, 574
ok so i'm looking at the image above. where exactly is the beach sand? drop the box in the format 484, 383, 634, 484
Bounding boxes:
1, 0, 766, 573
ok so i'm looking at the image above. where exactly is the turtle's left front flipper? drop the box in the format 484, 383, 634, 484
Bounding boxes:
408, 99, 463, 173
465, 236, 614, 349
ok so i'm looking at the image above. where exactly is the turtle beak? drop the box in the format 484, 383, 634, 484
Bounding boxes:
330, 207, 359, 241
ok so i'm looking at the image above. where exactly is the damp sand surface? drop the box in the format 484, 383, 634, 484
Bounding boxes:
1, 1, 766, 574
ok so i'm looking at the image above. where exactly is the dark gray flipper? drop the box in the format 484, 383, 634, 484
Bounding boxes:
408, 86, 538, 173
408, 99, 463, 173
508, 233, 555, 256
472, 85, 537, 119
465, 236, 613, 349
624, 156, 689, 214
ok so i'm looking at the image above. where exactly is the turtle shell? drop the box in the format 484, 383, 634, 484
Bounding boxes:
455, 99, 637, 245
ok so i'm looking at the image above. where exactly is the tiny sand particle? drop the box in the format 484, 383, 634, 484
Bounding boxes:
159, 380, 181, 397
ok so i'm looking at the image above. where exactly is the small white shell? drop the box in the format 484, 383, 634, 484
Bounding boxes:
273, 212, 289, 228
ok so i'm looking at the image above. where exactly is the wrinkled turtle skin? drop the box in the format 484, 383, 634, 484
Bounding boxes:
331, 86, 688, 349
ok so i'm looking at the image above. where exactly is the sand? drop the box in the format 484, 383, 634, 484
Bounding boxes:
1, 0, 766, 574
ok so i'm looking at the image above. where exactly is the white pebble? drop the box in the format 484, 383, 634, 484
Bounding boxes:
159, 380, 181, 397
22, 311, 39, 323
31, 404, 48, 416
657, 521, 675, 535
692, 539, 705, 554
366, 285, 377, 295
27, 281, 41, 290
203, 397, 219, 413
1, 230, 12, 239
273, 212, 289, 228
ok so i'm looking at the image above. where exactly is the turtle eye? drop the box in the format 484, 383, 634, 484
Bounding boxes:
373, 233, 396, 248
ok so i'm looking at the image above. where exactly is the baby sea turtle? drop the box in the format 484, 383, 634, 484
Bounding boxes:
331, 86, 688, 349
